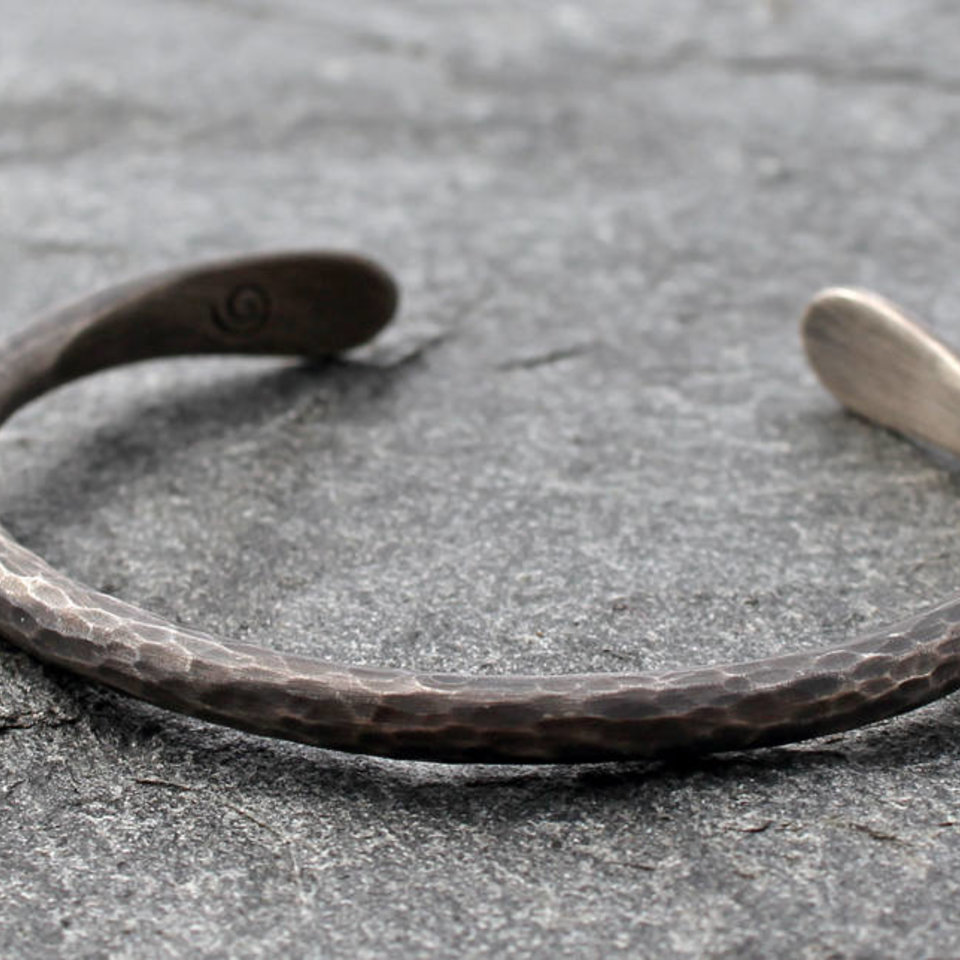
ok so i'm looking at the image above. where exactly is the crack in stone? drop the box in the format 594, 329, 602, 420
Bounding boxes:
496, 342, 595, 372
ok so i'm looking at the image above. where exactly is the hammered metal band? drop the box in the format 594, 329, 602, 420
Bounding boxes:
0, 253, 957, 764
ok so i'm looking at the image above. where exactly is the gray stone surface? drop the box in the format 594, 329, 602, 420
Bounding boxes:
3, 1, 960, 956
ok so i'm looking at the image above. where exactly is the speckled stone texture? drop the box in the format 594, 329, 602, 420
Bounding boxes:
3, 1, 960, 957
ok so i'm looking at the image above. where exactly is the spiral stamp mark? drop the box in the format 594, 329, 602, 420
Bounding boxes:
213, 283, 271, 336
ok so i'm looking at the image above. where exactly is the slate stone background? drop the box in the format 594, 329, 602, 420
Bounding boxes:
3, 1, 960, 957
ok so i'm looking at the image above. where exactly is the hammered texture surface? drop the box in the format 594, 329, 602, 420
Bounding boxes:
5, 267, 960, 763
6, 436, 960, 762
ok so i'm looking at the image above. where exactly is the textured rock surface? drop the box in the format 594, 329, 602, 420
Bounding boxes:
4, 1, 960, 956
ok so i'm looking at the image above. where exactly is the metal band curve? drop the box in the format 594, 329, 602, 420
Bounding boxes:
1, 256, 957, 764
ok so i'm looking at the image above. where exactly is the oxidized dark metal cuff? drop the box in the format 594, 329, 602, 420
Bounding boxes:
0, 252, 955, 763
